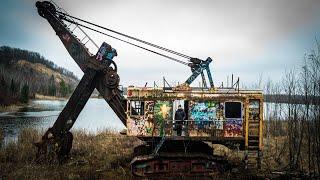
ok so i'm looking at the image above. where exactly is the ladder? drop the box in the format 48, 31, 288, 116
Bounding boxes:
245, 100, 262, 170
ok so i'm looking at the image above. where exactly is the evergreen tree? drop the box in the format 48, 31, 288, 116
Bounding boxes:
0, 74, 8, 105
0, 74, 6, 89
48, 75, 56, 96
0, 46, 78, 103
67, 84, 72, 94
59, 79, 68, 97
10, 78, 17, 95
20, 83, 29, 103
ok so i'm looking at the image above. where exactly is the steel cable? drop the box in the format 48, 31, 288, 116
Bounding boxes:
57, 11, 192, 60
61, 17, 190, 66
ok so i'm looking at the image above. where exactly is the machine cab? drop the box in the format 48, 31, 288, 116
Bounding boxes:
124, 86, 263, 150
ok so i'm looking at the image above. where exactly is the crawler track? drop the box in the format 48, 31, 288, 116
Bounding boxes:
131, 141, 231, 177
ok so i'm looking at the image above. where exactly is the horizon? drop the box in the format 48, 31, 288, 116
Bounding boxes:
1, 0, 320, 88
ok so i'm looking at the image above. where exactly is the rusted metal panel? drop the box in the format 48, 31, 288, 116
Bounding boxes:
126, 86, 262, 100
259, 99, 264, 150
245, 98, 250, 148
126, 87, 263, 142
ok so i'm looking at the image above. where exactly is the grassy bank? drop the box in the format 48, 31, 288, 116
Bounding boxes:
0, 129, 141, 179
0, 104, 24, 112
34, 93, 67, 101
0, 129, 256, 179
0, 127, 312, 179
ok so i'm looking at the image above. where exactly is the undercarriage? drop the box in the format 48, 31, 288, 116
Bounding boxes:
131, 141, 231, 177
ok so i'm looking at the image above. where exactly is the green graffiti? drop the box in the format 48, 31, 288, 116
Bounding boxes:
146, 127, 152, 134
154, 101, 172, 136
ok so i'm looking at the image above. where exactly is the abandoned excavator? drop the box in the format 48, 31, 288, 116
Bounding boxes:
34, 1, 263, 177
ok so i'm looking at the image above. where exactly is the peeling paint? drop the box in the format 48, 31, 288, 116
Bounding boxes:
125, 87, 263, 143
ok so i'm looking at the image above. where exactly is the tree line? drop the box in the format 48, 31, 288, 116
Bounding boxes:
0, 46, 78, 106
264, 40, 320, 177
0, 46, 78, 80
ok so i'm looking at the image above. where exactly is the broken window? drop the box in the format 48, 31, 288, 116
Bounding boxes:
224, 102, 242, 118
131, 101, 145, 116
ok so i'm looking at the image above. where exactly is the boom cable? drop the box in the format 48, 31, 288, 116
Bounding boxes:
56, 11, 192, 60
43, 1, 214, 86
59, 14, 190, 66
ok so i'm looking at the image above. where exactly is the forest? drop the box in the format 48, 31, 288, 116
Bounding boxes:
0, 46, 79, 105
262, 40, 320, 177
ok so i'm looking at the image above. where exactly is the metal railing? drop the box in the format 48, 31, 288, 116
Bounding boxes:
158, 119, 227, 137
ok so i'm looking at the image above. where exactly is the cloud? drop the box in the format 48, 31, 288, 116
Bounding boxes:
1, 0, 319, 86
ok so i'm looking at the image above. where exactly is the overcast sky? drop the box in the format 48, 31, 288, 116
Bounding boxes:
1, 0, 319, 87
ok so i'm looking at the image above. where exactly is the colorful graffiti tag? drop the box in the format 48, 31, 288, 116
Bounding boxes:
127, 100, 244, 137
128, 117, 147, 136
154, 101, 172, 136
223, 119, 242, 137
190, 101, 217, 121
189, 101, 224, 130
127, 101, 154, 136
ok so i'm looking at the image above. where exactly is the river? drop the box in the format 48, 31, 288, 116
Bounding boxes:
0, 98, 125, 143
0, 98, 289, 144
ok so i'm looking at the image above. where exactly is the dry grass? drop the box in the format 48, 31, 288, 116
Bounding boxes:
261, 136, 289, 172
0, 104, 24, 112
0, 129, 261, 179
0, 128, 141, 179
1, 127, 312, 179
34, 94, 67, 101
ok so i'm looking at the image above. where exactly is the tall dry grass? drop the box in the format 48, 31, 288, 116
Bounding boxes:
0, 128, 141, 179
1, 125, 313, 179
0, 128, 266, 179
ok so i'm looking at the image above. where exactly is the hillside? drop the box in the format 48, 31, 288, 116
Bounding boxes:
15, 60, 77, 86
0, 46, 79, 105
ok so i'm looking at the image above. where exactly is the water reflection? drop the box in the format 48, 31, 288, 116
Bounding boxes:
0, 100, 291, 143
0, 98, 125, 142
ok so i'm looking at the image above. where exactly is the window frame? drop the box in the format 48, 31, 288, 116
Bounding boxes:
224, 101, 243, 119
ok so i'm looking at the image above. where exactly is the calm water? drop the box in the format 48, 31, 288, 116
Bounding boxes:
0, 98, 125, 142
0, 99, 288, 144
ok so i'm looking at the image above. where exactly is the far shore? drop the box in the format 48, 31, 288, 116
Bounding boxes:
0, 94, 102, 112
0, 94, 66, 113
34, 93, 67, 101
35, 93, 101, 100
0, 104, 24, 113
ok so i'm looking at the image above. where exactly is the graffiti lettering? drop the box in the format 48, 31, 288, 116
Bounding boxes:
224, 119, 242, 137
